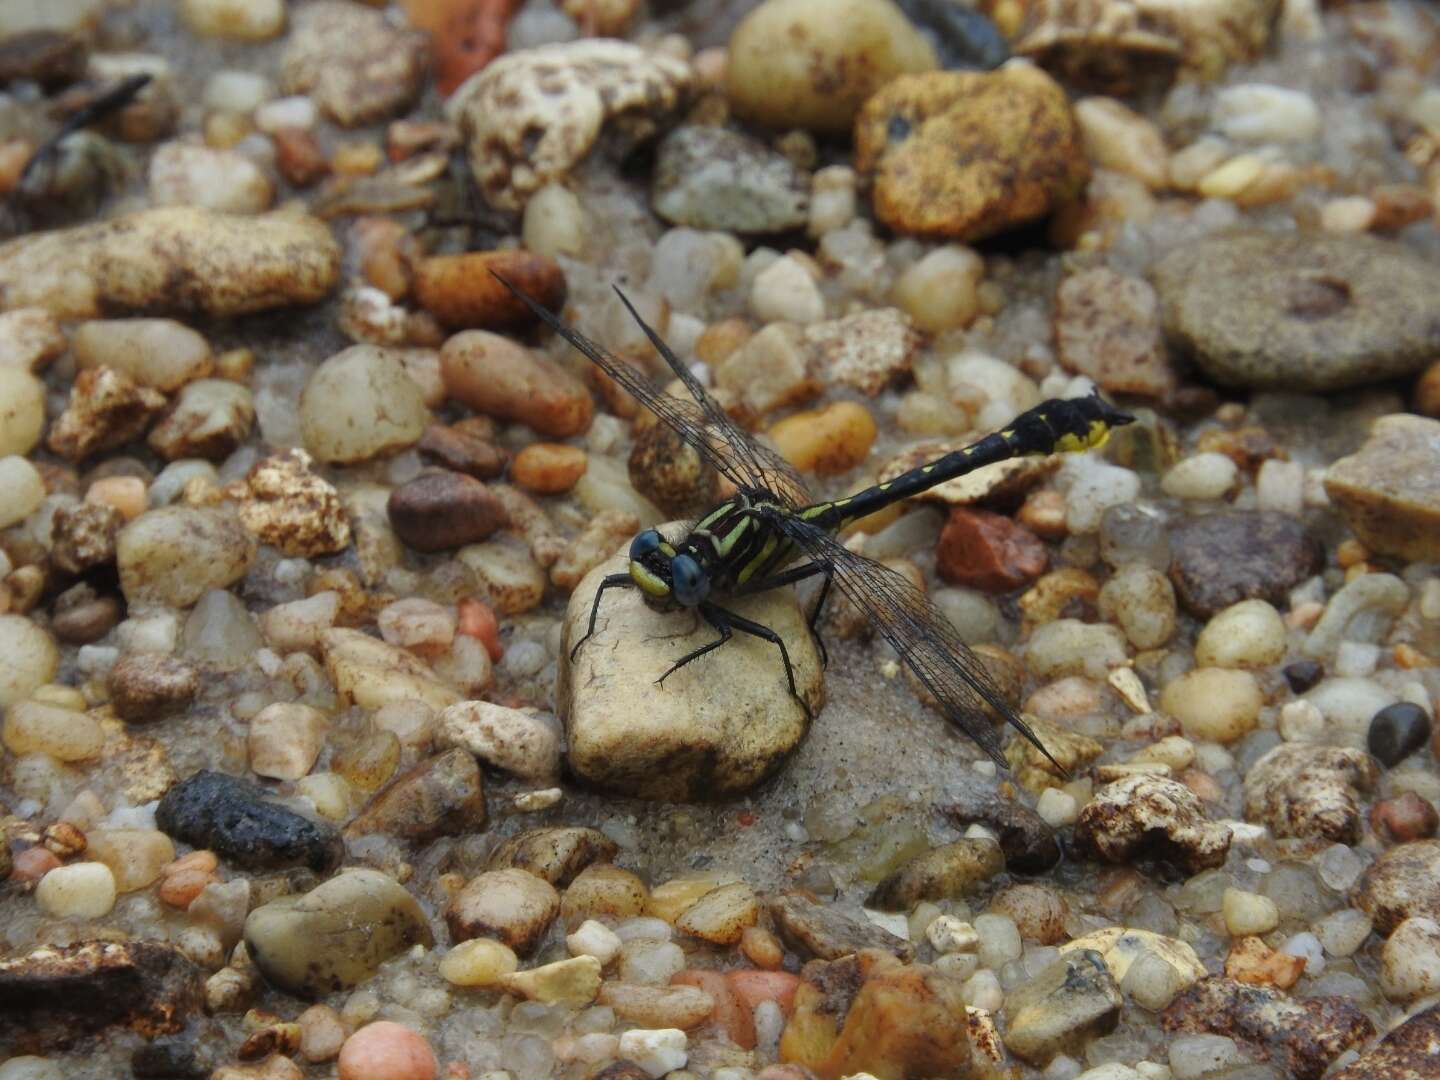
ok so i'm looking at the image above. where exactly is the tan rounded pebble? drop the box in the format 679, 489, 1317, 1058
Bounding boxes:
598, 982, 716, 1029
440, 331, 593, 438
300, 346, 429, 464
726, 0, 937, 135
0, 455, 44, 529
511, 443, 588, 494
457, 541, 548, 615
649, 873, 742, 925
891, 245, 984, 333
1194, 600, 1287, 669
35, 861, 117, 918
523, 184, 587, 258
179, 0, 286, 40
749, 254, 824, 324
299, 1003, 347, 1064
1073, 97, 1168, 190
83, 828, 175, 893
1096, 564, 1177, 650
674, 882, 761, 946
1160, 453, 1238, 500
248, 702, 328, 780
2, 699, 104, 761
445, 868, 560, 956
438, 938, 519, 987
116, 506, 256, 609
767, 401, 876, 475
561, 863, 650, 929
86, 475, 148, 520
1222, 887, 1279, 937
337, 1021, 437, 1080
0, 367, 45, 456
0, 618, 58, 709
500, 954, 603, 1007
1160, 668, 1263, 744
740, 925, 785, 969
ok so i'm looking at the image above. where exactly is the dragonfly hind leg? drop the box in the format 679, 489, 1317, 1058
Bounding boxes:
570, 573, 634, 661
706, 603, 814, 720
733, 560, 834, 669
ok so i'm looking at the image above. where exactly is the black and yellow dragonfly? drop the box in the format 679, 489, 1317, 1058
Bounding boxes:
498, 275, 1133, 771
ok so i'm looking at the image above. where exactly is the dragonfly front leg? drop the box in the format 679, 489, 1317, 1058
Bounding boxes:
656, 614, 732, 687
706, 603, 813, 721
570, 573, 635, 661
733, 560, 834, 669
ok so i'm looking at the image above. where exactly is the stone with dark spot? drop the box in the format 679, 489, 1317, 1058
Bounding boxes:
387, 470, 507, 553
0, 941, 202, 1053
156, 769, 342, 874
343, 748, 487, 845
1003, 949, 1122, 1065
942, 783, 1061, 873
1368, 702, 1432, 768
1153, 232, 1440, 392
1243, 743, 1378, 844
768, 893, 914, 963
1283, 660, 1324, 694
936, 506, 1048, 593
1161, 976, 1375, 1080
51, 584, 122, 644
1330, 1000, 1440, 1080
1168, 510, 1323, 618
486, 826, 619, 887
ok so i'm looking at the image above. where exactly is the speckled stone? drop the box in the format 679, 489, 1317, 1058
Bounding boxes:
1167, 510, 1323, 618
1153, 232, 1440, 392
652, 125, 809, 234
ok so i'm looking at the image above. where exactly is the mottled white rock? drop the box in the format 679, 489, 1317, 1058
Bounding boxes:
149, 142, 274, 213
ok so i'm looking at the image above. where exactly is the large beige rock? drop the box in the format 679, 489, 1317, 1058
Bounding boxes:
1325, 414, 1440, 562
559, 543, 822, 801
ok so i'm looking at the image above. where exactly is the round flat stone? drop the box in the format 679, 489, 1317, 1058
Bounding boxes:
1167, 510, 1322, 618
1153, 231, 1440, 392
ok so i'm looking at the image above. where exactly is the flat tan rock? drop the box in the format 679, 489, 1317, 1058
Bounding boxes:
1325, 414, 1440, 561
559, 542, 822, 801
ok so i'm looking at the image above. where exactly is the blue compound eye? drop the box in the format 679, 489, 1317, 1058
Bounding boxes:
670, 554, 709, 606
629, 530, 663, 561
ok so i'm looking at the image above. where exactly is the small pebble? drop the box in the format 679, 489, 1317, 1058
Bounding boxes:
1222, 887, 1279, 936
35, 861, 117, 918
337, 1021, 437, 1080
1367, 701, 1431, 767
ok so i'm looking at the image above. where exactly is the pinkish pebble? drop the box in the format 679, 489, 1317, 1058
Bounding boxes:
338, 1021, 437, 1080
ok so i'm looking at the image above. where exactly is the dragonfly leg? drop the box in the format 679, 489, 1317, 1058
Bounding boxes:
732, 560, 834, 669
570, 573, 635, 661
656, 616, 731, 686
706, 603, 813, 720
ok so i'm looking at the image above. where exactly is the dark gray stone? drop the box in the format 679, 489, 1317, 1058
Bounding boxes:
1368, 702, 1431, 768
1168, 510, 1323, 618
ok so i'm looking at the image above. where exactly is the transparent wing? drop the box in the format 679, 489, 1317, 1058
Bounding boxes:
495, 274, 811, 508
772, 513, 1061, 772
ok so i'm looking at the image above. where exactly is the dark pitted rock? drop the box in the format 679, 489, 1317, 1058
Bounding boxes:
936, 506, 1048, 593
652, 126, 809, 234
1326, 414, 1440, 562
1330, 1000, 1440, 1080
1161, 976, 1375, 1080
1243, 743, 1379, 844
387, 470, 507, 553
853, 64, 1088, 241
1352, 839, 1440, 936
1372, 792, 1440, 844
1368, 702, 1432, 768
108, 652, 200, 722
446, 868, 561, 957
1153, 232, 1440, 392
156, 770, 342, 874
343, 748, 486, 845
942, 784, 1061, 873
1168, 510, 1323, 618
1003, 949, 1122, 1065
243, 868, 432, 998
1074, 774, 1233, 873
768, 893, 915, 962
0, 941, 202, 1053
867, 839, 1004, 911
896, 0, 1009, 69
486, 827, 619, 887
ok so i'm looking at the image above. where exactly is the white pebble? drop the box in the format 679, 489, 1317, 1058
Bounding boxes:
1036, 787, 1079, 827
1280, 931, 1325, 975
1214, 84, 1321, 143
1314, 908, 1372, 957
617, 1028, 687, 1078
975, 913, 1022, 968
754, 999, 785, 1054
1380, 917, 1440, 1002
1160, 453, 1237, 500
566, 920, 622, 966
808, 165, 857, 237
961, 968, 1003, 1011
0, 456, 45, 529
1169, 1034, 1240, 1080
618, 939, 684, 985
255, 95, 318, 133
1333, 641, 1380, 678
926, 915, 979, 954
203, 70, 273, 113
1061, 457, 1142, 533
749, 255, 824, 324
1255, 459, 1304, 515
613, 917, 672, 942
1316, 843, 1365, 892
523, 184, 586, 258
36, 862, 117, 918
1320, 196, 1375, 233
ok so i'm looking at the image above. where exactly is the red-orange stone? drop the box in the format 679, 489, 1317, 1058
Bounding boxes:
936, 506, 1048, 593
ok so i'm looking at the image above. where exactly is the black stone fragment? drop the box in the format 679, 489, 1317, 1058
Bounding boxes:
1368, 702, 1431, 768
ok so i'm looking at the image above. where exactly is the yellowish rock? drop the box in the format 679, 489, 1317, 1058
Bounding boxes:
321, 628, 462, 711
674, 881, 761, 946
561, 864, 650, 929
84, 828, 176, 892
501, 955, 602, 1007
438, 938, 520, 988
1325, 414, 1440, 562
648, 873, 743, 925
2, 699, 104, 761
1159, 667, 1263, 743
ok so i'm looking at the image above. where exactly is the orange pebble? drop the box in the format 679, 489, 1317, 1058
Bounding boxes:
159, 867, 215, 909
457, 597, 503, 662
672, 969, 755, 1050
338, 1021, 437, 1080
739, 925, 785, 970
726, 969, 801, 1016
85, 475, 147, 520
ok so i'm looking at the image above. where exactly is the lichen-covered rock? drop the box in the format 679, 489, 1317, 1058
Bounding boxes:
228, 449, 351, 558
803, 308, 919, 397
853, 64, 1088, 241
1003, 949, 1122, 1065
47, 366, 166, 461
486, 827, 618, 888
156, 770, 343, 874
0, 207, 340, 320
281, 1, 429, 126
1243, 743, 1379, 844
148, 379, 254, 461
866, 839, 1004, 911
344, 748, 486, 845
1325, 414, 1440, 562
1074, 774, 1232, 872
1055, 267, 1176, 399
1330, 1000, 1440, 1080
1160, 977, 1375, 1080
243, 869, 432, 997
0, 941, 202, 1053
1351, 839, 1440, 936
768, 893, 914, 963
450, 40, 693, 212
50, 501, 123, 574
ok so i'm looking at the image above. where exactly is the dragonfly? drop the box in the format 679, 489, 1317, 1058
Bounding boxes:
496, 274, 1134, 771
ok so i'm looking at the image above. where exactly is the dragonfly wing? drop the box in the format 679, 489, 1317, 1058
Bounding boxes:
493, 272, 811, 508
772, 513, 1060, 772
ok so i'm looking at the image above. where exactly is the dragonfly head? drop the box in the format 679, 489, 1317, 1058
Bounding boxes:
627, 529, 710, 607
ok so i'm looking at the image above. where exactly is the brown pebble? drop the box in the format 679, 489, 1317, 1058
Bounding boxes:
1414, 361, 1440, 419
417, 422, 509, 479
936, 506, 1048, 593
387, 471, 508, 553
273, 127, 330, 187
11, 846, 61, 882
510, 443, 587, 495
1371, 184, 1433, 231
108, 653, 201, 722
50, 586, 122, 644
1371, 791, 1439, 843
414, 250, 566, 331
440, 331, 594, 438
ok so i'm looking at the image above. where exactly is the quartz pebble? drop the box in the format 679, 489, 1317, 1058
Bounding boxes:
0, 368, 45, 456
439, 939, 518, 988
35, 861, 117, 918
301, 347, 429, 465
